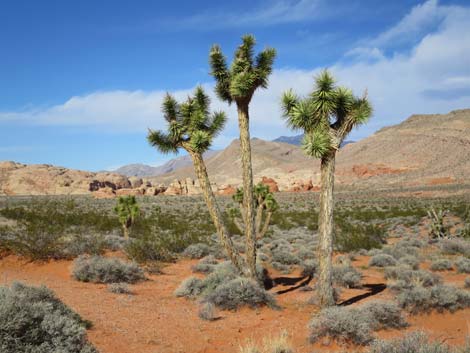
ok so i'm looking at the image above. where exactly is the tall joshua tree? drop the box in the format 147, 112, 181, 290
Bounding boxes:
147, 87, 246, 274
281, 70, 372, 307
209, 35, 276, 280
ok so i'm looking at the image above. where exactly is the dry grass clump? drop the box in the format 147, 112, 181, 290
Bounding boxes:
107, 283, 133, 294
239, 331, 294, 353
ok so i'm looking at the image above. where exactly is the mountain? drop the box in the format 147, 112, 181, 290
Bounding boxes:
273, 134, 355, 147
1, 108, 470, 195
152, 109, 470, 189
112, 151, 218, 177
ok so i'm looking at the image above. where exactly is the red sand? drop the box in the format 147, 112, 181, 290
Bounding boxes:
1, 254, 469, 353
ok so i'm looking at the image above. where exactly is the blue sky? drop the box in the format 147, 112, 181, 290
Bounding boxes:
1, 0, 469, 171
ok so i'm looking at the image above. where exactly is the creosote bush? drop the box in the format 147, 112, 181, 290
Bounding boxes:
309, 300, 407, 345
73, 255, 145, 284
0, 282, 97, 353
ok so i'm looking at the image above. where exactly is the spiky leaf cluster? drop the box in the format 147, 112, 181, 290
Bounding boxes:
148, 87, 226, 154
233, 183, 278, 212
210, 35, 276, 104
114, 196, 140, 228
281, 70, 373, 158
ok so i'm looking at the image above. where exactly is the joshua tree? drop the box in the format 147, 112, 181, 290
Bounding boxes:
427, 207, 449, 239
281, 70, 372, 307
229, 183, 278, 240
114, 195, 140, 240
209, 34, 276, 280
147, 87, 246, 274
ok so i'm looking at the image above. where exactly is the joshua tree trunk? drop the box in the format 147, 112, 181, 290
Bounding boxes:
316, 151, 336, 307
122, 224, 129, 240
237, 103, 258, 281
189, 151, 247, 275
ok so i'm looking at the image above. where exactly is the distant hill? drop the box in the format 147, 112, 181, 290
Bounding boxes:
112, 151, 218, 177
273, 134, 354, 147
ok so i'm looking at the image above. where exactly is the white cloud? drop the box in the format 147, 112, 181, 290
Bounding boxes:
1, 1, 470, 145
170, 0, 324, 29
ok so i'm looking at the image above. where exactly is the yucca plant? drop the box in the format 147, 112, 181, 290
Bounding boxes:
230, 183, 279, 240
147, 87, 246, 274
210, 34, 276, 280
427, 207, 449, 239
114, 195, 140, 240
281, 70, 373, 307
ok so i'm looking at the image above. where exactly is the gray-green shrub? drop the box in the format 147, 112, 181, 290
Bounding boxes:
72, 255, 145, 284
0, 282, 97, 353
430, 259, 453, 271
369, 253, 397, 267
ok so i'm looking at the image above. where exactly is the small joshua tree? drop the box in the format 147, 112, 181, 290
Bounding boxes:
114, 195, 140, 240
281, 70, 372, 307
210, 34, 276, 280
229, 183, 278, 240
427, 207, 449, 239
147, 87, 245, 274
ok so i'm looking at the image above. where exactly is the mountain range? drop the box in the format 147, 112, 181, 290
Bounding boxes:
1, 108, 469, 195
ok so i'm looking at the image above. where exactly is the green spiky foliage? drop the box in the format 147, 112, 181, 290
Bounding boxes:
427, 207, 449, 239
210, 34, 276, 104
281, 71, 372, 156
147, 86, 226, 155
114, 196, 140, 240
230, 183, 279, 240
281, 70, 373, 307
210, 34, 276, 281
147, 87, 247, 275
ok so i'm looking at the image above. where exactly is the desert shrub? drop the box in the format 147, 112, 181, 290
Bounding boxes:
301, 259, 317, 277
191, 255, 218, 274
62, 234, 109, 258
455, 257, 470, 273
309, 300, 406, 345
465, 277, 470, 289
430, 258, 453, 271
360, 300, 407, 330
398, 255, 420, 270
175, 277, 204, 298
107, 283, 132, 294
198, 302, 218, 321
369, 253, 397, 267
370, 332, 470, 353
386, 268, 441, 292
271, 248, 300, 265
271, 261, 291, 274
397, 285, 470, 313
383, 243, 419, 259
439, 238, 470, 256
72, 255, 145, 284
183, 243, 211, 259
204, 277, 277, 310
0, 282, 97, 353
333, 265, 362, 288
257, 252, 270, 262
335, 228, 384, 252
124, 234, 175, 263
0, 222, 65, 260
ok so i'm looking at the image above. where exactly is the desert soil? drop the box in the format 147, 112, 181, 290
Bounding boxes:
1, 252, 470, 353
